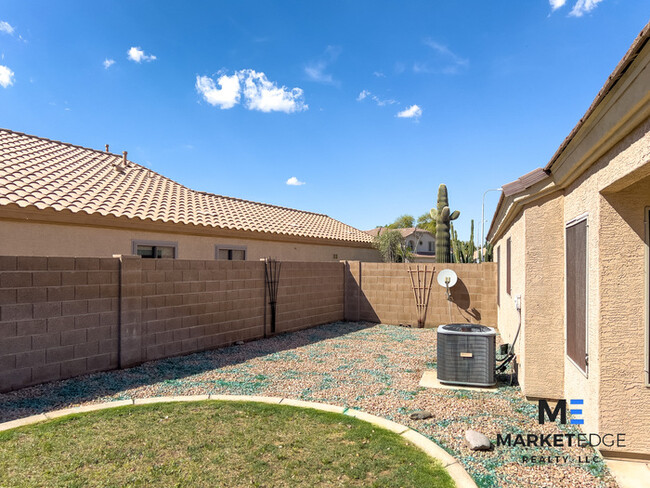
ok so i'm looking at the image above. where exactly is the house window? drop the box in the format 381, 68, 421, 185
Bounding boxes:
215, 245, 247, 260
506, 238, 511, 296
132, 240, 177, 258
428, 241, 434, 252
566, 216, 588, 374
497, 245, 500, 307
407, 240, 415, 251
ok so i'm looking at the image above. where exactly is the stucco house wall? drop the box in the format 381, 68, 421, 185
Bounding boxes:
599, 174, 650, 456
558, 114, 650, 456
488, 23, 650, 457
0, 218, 381, 262
407, 232, 435, 254
561, 150, 604, 440
496, 211, 526, 388
522, 192, 565, 401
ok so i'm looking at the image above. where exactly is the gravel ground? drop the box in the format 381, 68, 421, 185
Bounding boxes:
0, 322, 618, 488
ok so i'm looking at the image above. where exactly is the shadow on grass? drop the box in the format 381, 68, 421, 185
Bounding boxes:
0, 321, 374, 422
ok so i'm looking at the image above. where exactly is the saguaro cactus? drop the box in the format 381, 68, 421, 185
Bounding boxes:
430, 184, 460, 263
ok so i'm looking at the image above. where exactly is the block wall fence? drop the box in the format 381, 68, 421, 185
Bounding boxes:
0, 256, 496, 392
344, 262, 497, 327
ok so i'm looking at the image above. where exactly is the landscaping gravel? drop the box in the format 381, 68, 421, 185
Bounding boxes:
0, 322, 618, 488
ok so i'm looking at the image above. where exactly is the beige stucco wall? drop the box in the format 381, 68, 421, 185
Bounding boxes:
495, 193, 566, 400
411, 233, 435, 253
495, 211, 527, 389
0, 219, 381, 263
562, 158, 603, 440
559, 115, 650, 456
599, 175, 650, 456
493, 116, 650, 455
490, 40, 650, 454
522, 193, 566, 400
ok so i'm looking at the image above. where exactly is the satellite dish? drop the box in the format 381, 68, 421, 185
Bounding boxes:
437, 269, 458, 288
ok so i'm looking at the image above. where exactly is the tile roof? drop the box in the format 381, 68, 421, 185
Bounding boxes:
0, 129, 373, 244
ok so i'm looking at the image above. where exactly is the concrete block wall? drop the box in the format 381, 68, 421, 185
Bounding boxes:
344, 262, 497, 328
0, 256, 348, 392
0, 256, 119, 392
139, 259, 266, 362
275, 262, 344, 333
0, 255, 497, 393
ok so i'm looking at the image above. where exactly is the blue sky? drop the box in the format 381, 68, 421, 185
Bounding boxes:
0, 1, 648, 241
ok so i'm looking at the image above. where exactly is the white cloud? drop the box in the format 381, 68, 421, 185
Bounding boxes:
103, 58, 115, 69
549, 0, 567, 9
569, 0, 604, 16
240, 69, 307, 113
196, 74, 241, 109
396, 105, 422, 119
304, 46, 341, 85
418, 39, 469, 75
373, 71, 385, 78
127, 46, 157, 63
197, 70, 307, 113
356, 89, 396, 107
305, 63, 334, 84
286, 176, 305, 186
0, 21, 14, 35
0, 65, 15, 88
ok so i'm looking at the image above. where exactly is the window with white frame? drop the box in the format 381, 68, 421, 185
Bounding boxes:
215, 245, 247, 260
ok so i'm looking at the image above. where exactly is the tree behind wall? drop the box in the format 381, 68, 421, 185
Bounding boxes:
386, 214, 415, 229
416, 212, 436, 235
373, 229, 413, 263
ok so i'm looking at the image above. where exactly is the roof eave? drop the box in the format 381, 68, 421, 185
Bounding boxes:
0, 204, 376, 249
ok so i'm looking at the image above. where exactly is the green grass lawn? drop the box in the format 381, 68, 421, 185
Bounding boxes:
0, 401, 455, 488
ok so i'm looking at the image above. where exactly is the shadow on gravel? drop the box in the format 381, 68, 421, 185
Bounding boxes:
0, 321, 374, 422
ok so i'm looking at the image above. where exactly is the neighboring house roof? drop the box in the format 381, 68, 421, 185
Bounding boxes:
364, 227, 434, 239
0, 129, 373, 245
487, 20, 650, 242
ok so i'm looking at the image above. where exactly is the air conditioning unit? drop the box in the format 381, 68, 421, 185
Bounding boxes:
437, 324, 496, 387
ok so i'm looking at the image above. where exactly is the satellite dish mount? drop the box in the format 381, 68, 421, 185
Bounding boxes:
437, 269, 458, 301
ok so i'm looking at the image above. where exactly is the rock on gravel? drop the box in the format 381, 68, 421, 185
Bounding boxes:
409, 410, 433, 420
465, 429, 492, 451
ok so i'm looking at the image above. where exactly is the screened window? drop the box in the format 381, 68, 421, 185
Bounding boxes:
566, 217, 588, 374
428, 241, 434, 252
132, 240, 177, 259
215, 245, 247, 261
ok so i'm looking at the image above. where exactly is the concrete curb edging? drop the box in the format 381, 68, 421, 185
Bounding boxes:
0, 395, 477, 488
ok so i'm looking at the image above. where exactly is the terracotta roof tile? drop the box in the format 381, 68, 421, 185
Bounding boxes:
0, 129, 373, 245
